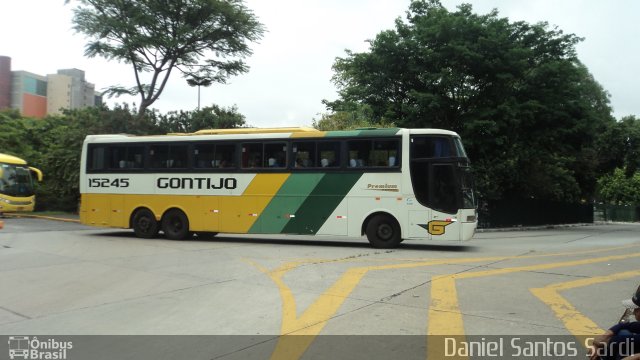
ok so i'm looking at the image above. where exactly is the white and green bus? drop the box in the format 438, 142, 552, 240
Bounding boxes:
79, 127, 476, 248
0, 153, 43, 213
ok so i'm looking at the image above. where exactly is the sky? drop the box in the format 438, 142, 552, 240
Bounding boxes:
1, 1, 639, 127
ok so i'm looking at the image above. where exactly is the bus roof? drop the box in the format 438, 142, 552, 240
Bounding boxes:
0, 153, 27, 165
192, 127, 319, 135
84, 127, 459, 143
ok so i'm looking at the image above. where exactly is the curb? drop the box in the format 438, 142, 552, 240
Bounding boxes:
2, 213, 80, 223
477, 221, 640, 233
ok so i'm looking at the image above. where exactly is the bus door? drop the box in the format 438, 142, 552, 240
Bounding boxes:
428, 163, 461, 241
409, 158, 462, 241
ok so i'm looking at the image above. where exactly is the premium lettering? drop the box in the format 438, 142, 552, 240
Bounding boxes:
366, 183, 399, 192
157, 177, 237, 190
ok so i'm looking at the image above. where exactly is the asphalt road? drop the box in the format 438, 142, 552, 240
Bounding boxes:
1, 217, 639, 359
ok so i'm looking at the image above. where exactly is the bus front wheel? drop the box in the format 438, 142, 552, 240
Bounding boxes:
365, 214, 402, 249
162, 209, 190, 240
132, 208, 159, 239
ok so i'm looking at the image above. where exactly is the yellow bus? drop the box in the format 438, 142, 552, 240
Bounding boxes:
0, 153, 43, 213
79, 127, 477, 248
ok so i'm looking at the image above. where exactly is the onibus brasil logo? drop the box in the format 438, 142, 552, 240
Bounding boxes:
7, 336, 73, 360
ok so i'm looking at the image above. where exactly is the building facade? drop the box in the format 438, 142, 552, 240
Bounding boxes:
48, 69, 96, 115
0, 56, 11, 110
1, 56, 99, 118
11, 71, 48, 118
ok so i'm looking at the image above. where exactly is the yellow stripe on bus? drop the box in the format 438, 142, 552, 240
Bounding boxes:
217, 173, 290, 233
80, 174, 290, 233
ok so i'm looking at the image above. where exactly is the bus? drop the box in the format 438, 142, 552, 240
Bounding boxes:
79, 127, 476, 248
0, 153, 43, 213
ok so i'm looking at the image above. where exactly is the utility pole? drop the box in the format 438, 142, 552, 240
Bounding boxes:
187, 77, 213, 110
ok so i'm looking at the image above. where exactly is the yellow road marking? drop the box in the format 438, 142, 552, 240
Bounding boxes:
245, 243, 640, 360
250, 257, 511, 360
428, 252, 640, 337
531, 269, 640, 337
427, 252, 640, 360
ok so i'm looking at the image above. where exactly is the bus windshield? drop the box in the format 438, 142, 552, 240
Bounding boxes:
0, 163, 35, 197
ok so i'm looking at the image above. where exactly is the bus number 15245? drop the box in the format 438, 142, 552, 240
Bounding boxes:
88, 178, 130, 188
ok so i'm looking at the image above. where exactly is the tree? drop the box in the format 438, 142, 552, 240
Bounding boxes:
597, 168, 640, 205
596, 115, 640, 177
327, 0, 614, 202
155, 104, 246, 133
68, 0, 264, 118
312, 103, 395, 131
33, 105, 161, 211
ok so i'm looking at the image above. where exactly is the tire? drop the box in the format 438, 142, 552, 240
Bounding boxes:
365, 214, 402, 249
132, 208, 159, 239
162, 209, 190, 240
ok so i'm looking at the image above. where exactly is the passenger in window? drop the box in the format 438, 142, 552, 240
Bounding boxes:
249, 156, 260, 168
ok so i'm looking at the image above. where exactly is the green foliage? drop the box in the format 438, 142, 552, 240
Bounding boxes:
154, 104, 247, 133
68, 0, 264, 117
597, 168, 640, 205
0, 104, 246, 211
595, 115, 640, 177
327, 0, 615, 202
312, 103, 395, 131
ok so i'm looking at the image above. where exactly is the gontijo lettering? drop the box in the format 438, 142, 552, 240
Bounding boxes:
157, 177, 237, 190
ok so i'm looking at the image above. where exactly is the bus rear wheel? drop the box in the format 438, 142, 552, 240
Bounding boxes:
366, 214, 402, 249
162, 209, 190, 240
132, 208, 159, 239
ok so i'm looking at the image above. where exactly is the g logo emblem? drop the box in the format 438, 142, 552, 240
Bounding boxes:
427, 220, 453, 235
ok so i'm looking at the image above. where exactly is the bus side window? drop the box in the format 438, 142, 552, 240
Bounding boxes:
347, 140, 371, 167
88, 146, 107, 171
215, 144, 236, 169
108, 146, 127, 169
194, 143, 215, 168
317, 141, 340, 168
242, 143, 263, 169
370, 139, 400, 167
169, 145, 188, 168
292, 142, 315, 168
264, 143, 286, 168
149, 145, 169, 169
129, 146, 144, 169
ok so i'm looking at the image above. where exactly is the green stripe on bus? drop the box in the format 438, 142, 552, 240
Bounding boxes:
281, 173, 362, 235
358, 128, 401, 137
249, 173, 325, 234
325, 130, 362, 137
324, 128, 401, 138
